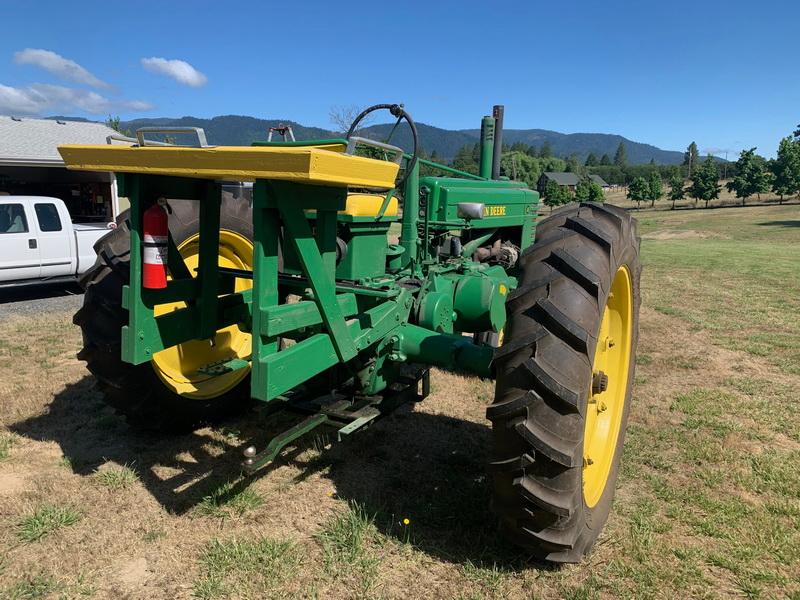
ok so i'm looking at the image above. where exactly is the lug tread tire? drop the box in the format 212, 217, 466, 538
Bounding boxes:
488, 202, 641, 563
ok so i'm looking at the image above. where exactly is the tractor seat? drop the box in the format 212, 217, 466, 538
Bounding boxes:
341, 193, 398, 218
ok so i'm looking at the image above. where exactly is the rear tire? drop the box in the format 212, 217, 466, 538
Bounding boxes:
488, 202, 641, 563
74, 197, 254, 432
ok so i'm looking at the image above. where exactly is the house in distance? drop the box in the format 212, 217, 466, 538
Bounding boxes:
0, 116, 124, 223
537, 171, 609, 195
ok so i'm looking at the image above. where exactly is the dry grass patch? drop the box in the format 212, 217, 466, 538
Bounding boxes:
1, 573, 57, 600
193, 480, 264, 519
193, 536, 301, 599
0, 431, 16, 461
1, 571, 98, 599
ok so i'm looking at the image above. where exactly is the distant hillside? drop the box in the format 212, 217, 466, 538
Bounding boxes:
349, 123, 476, 162
361, 123, 684, 165
78, 114, 687, 166
461, 128, 685, 165
118, 115, 332, 145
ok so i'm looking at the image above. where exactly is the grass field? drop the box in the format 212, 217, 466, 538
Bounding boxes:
0, 203, 798, 599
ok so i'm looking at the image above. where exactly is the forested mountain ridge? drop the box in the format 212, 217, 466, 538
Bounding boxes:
461, 128, 684, 165
48, 114, 684, 165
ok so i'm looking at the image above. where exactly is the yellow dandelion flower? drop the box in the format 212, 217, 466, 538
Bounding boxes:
402, 518, 410, 526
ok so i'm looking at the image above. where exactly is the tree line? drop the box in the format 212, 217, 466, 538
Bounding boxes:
441, 124, 800, 210
447, 139, 691, 187
635, 128, 800, 209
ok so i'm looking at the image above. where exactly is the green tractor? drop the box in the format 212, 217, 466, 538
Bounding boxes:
63, 104, 640, 563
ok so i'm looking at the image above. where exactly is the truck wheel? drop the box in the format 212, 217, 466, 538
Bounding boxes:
488, 202, 640, 563
73, 197, 255, 431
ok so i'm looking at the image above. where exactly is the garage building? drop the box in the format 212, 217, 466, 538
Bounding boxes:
0, 116, 124, 223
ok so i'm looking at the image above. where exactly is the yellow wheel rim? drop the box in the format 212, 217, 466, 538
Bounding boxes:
582, 266, 633, 508
150, 231, 253, 399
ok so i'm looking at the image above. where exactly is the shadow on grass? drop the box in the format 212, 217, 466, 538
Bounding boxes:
0, 281, 82, 304
10, 375, 300, 515
306, 404, 545, 570
11, 375, 548, 569
757, 220, 800, 228
630, 199, 800, 212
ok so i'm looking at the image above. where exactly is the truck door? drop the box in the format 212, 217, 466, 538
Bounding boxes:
33, 200, 74, 278
0, 200, 40, 282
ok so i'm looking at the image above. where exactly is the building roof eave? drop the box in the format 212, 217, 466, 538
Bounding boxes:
0, 158, 66, 168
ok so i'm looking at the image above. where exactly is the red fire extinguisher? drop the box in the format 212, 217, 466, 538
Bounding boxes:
142, 198, 169, 289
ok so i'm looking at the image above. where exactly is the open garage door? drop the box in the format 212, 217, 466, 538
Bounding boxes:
0, 165, 119, 224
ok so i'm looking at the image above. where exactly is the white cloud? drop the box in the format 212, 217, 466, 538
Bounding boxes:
0, 84, 41, 114
141, 57, 207, 87
0, 83, 153, 115
14, 48, 110, 89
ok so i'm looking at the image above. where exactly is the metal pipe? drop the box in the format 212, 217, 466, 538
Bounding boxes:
397, 324, 493, 378
479, 116, 495, 179
491, 105, 505, 179
461, 230, 497, 257
399, 160, 420, 269
409, 155, 484, 180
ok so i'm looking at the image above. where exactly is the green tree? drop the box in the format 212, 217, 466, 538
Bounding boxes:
599, 153, 612, 166
771, 137, 800, 203
565, 153, 583, 174
574, 177, 605, 203
542, 180, 571, 210
574, 177, 591, 202
683, 141, 699, 177
689, 155, 721, 208
418, 148, 437, 177
627, 176, 649, 209
667, 173, 685, 210
726, 148, 772, 205
452, 143, 480, 175
539, 141, 553, 159
105, 115, 132, 137
647, 172, 663, 207
585, 153, 599, 167
589, 182, 604, 202
614, 142, 627, 167
500, 151, 544, 188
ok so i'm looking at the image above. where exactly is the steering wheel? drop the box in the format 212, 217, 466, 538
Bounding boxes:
345, 103, 419, 188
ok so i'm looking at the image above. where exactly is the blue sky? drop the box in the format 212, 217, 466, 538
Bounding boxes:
1, 0, 797, 157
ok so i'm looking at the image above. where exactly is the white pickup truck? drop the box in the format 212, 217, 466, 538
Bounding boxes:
0, 196, 113, 287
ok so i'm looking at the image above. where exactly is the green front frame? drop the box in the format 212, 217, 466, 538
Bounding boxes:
117, 134, 538, 404
120, 172, 422, 403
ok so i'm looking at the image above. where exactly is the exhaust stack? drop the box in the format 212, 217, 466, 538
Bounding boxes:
491, 105, 504, 179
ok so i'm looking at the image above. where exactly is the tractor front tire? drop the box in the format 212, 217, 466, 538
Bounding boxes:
74, 197, 254, 432
488, 202, 640, 563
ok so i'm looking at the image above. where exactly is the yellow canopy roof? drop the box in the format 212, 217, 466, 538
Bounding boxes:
57, 144, 399, 189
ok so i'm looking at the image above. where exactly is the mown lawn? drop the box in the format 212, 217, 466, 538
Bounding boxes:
639, 205, 800, 375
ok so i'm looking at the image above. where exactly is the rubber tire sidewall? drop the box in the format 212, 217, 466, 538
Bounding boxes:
488, 202, 641, 562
